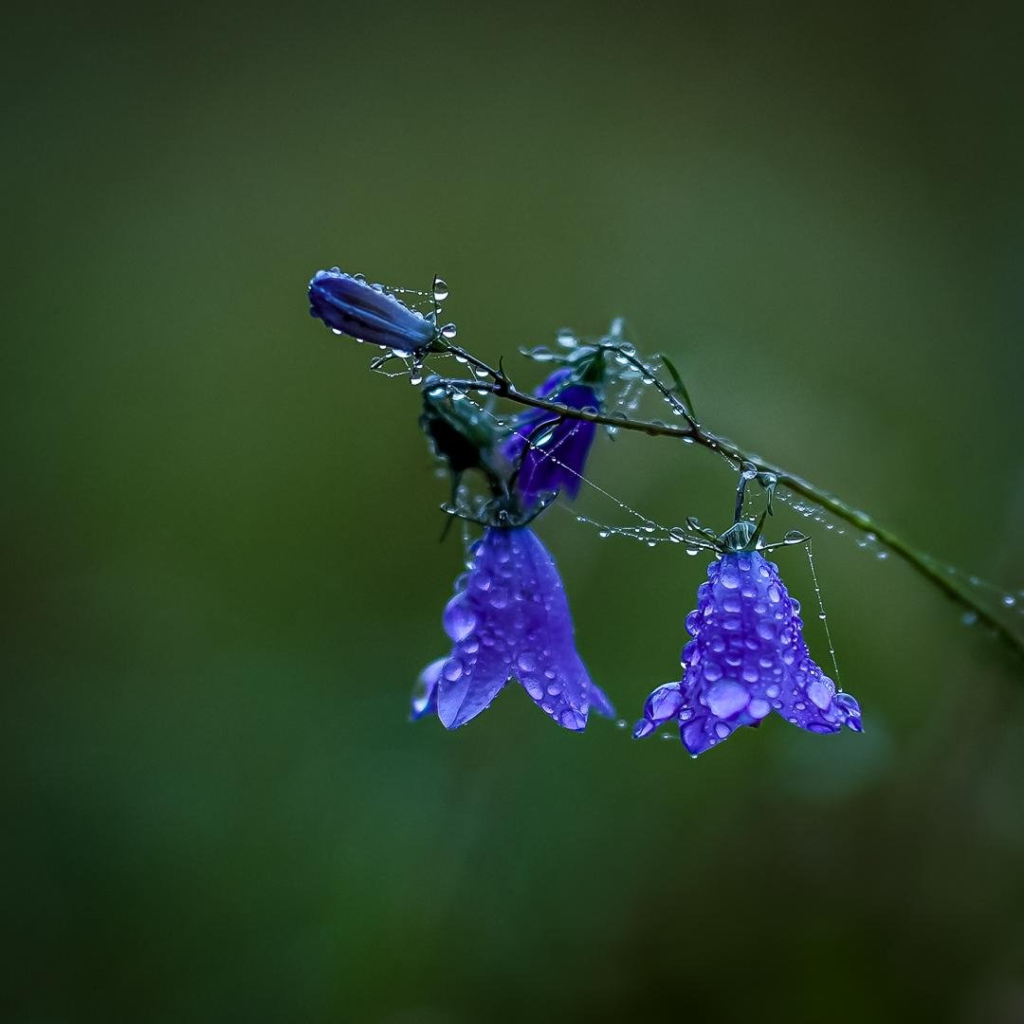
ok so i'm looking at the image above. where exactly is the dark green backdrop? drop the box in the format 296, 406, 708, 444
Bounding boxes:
6, 3, 1024, 1022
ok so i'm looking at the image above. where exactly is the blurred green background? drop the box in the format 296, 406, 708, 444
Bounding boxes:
6, 2, 1024, 1021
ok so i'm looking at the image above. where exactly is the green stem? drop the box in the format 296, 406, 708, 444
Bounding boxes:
432, 374, 1024, 660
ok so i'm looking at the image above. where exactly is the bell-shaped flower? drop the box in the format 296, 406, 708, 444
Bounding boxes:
634, 549, 862, 756
502, 368, 599, 503
308, 268, 437, 355
413, 526, 614, 730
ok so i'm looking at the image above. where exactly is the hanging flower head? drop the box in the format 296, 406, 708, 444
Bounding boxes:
502, 362, 602, 504
412, 525, 615, 730
634, 521, 862, 756
308, 268, 439, 355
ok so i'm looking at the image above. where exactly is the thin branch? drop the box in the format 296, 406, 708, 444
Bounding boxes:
431, 374, 1024, 660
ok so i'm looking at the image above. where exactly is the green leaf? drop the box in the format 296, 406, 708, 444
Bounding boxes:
656, 352, 696, 418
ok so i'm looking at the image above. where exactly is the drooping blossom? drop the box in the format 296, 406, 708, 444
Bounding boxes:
413, 526, 614, 730
502, 368, 598, 503
634, 549, 862, 756
308, 268, 437, 354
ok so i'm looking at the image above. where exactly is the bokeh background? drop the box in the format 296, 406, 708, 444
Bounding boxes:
6, 3, 1024, 1021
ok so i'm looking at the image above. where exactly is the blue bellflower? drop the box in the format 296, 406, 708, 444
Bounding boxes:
308, 268, 437, 355
413, 526, 615, 730
502, 368, 598, 503
634, 549, 862, 755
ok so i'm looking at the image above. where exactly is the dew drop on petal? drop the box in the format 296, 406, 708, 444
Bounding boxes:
703, 661, 723, 682
748, 698, 771, 719
807, 678, 832, 710
443, 599, 476, 642
706, 681, 750, 718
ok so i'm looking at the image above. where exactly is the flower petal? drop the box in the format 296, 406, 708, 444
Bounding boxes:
507, 528, 614, 729
517, 416, 596, 501
502, 375, 599, 502
632, 681, 683, 738
437, 643, 511, 729
411, 658, 444, 720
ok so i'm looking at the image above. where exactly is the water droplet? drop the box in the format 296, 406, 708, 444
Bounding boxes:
1002, 594, 1017, 607
703, 661, 723, 682
720, 570, 740, 590
439, 322, 458, 341
707, 681, 749, 717
748, 699, 770, 719
961, 611, 978, 626
432, 276, 449, 302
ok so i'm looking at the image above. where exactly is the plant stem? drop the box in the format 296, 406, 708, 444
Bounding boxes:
432, 374, 1024, 660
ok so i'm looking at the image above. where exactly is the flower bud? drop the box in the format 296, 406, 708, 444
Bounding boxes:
308, 269, 437, 354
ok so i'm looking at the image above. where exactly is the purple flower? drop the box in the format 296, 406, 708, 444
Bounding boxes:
308, 268, 437, 355
634, 550, 862, 756
413, 526, 615, 730
502, 368, 598, 502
